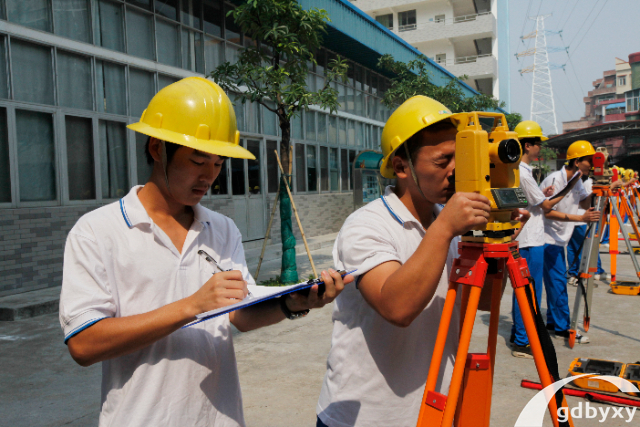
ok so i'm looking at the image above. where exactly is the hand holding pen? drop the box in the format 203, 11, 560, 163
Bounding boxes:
198, 249, 252, 297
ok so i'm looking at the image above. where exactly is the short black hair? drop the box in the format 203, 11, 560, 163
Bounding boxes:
394, 120, 457, 162
519, 137, 541, 152
568, 155, 590, 169
144, 137, 181, 165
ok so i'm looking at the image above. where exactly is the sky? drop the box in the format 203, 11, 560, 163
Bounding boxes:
507, 0, 640, 134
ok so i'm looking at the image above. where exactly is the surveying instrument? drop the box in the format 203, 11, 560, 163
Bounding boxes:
415, 112, 573, 427
567, 149, 640, 347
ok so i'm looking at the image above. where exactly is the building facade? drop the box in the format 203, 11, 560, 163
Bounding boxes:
351, 0, 510, 109
0, 0, 479, 297
561, 52, 640, 160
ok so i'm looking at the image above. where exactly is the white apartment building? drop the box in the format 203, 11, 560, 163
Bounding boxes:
351, 0, 511, 110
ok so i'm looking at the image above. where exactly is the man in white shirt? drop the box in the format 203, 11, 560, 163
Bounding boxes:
510, 121, 578, 358
60, 77, 350, 427
316, 97, 527, 427
539, 141, 600, 345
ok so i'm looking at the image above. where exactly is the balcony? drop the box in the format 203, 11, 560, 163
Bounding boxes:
394, 12, 495, 44
353, 0, 427, 12
436, 54, 497, 79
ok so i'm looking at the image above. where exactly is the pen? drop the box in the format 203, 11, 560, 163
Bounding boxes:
198, 249, 252, 297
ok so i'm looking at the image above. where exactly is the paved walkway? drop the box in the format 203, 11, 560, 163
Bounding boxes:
1, 243, 639, 426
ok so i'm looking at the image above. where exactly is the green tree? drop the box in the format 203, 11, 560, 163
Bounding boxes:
211, 0, 347, 283
378, 54, 522, 127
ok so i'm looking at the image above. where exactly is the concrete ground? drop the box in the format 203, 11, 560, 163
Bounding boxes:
1, 243, 639, 426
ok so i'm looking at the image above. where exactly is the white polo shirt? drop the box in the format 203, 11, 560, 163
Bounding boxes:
516, 162, 547, 248
59, 186, 253, 427
575, 178, 593, 227
317, 186, 460, 427
540, 167, 590, 246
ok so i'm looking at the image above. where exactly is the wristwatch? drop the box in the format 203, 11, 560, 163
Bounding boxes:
280, 296, 309, 320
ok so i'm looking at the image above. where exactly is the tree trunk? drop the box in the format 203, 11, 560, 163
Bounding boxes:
278, 119, 298, 283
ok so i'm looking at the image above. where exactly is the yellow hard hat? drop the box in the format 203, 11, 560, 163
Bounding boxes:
127, 77, 255, 160
380, 95, 454, 179
514, 120, 548, 141
566, 140, 595, 160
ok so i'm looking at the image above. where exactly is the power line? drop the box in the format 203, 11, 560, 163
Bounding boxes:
555, 0, 571, 29
569, 0, 612, 58
560, 0, 580, 31
567, 0, 604, 48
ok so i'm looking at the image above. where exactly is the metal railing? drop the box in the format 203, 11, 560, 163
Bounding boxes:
392, 11, 492, 32
432, 54, 493, 66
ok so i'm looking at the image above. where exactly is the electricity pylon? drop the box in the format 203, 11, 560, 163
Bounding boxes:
517, 15, 559, 135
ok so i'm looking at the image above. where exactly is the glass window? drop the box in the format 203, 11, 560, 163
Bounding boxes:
305, 110, 316, 141
158, 74, 178, 90
53, 0, 91, 43
16, 110, 56, 202
155, 0, 178, 21
355, 91, 363, 116
0, 108, 10, 203
182, 29, 204, 73
57, 51, 93, 110
7, 0, 52, 32
320, 146, 328, 191
135, 132, 152, 184
317, 113, 327, 142
231, 156, 245, 195
127, 0, 151, 10
203, 0, 222, 37
266, 140, 278, 193
246, 101, 260, 134
262, 102, 277, 136
340, 148, 348, 191
346, 86, 355, 114
398, 10, 416, 30
156, 18, 180, 67
66, 116, 95, 200
212, 158, 228, 194
181, 0, 201, 29
330, 147, 338, 191
375, 14, 392, 30
11, 40, 54, 105
233, 97, 244, 132
126, 8, 155, 60
225, 43, 240, 64
99, 120, 129, 199
355, 121, 363, 147
96, 60, 127, 115
337, 84, 346, 112
348, 120, 355, 146
328, 115, 337, 144
315, 50, 325, 75
0, 36, 8, 99
338, 118, 346, 145
306, 145, 317, 192
292, 114, 302, 140
93, 0, 125, 52
295, 143, 305, 192
0, 0, 5, 20
247, 140, 261, 194
349, 150, 356, 190
129, 68, 155, 119
204, 35, 224, 73
225, 4, 241, 44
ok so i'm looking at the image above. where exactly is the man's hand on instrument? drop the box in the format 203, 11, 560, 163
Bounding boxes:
581, 208, 600, 223
286, 269, 353, 312
437, 192, 491, 239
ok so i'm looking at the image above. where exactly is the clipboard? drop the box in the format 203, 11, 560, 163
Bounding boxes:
184, 269, 356, 327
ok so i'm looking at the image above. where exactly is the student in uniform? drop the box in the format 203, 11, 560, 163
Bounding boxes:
59, 77, 350, 427
315, 96, 528, 427
539, 140, 600, 344
510, 121, 579, 358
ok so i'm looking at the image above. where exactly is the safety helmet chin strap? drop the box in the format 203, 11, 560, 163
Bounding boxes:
160, 140, 171, 192
403, 143, 428, 202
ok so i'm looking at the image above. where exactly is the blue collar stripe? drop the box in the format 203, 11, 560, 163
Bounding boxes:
381, 195, 404, 226
120, 199, 132, 228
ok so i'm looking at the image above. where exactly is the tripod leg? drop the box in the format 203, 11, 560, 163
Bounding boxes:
509, 257, 574, 427
610, 195, 619, 283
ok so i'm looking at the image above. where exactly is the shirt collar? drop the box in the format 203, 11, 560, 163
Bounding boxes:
119, 185, 210, 228
380, 186, 441, 228
520, 162, 532, 173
